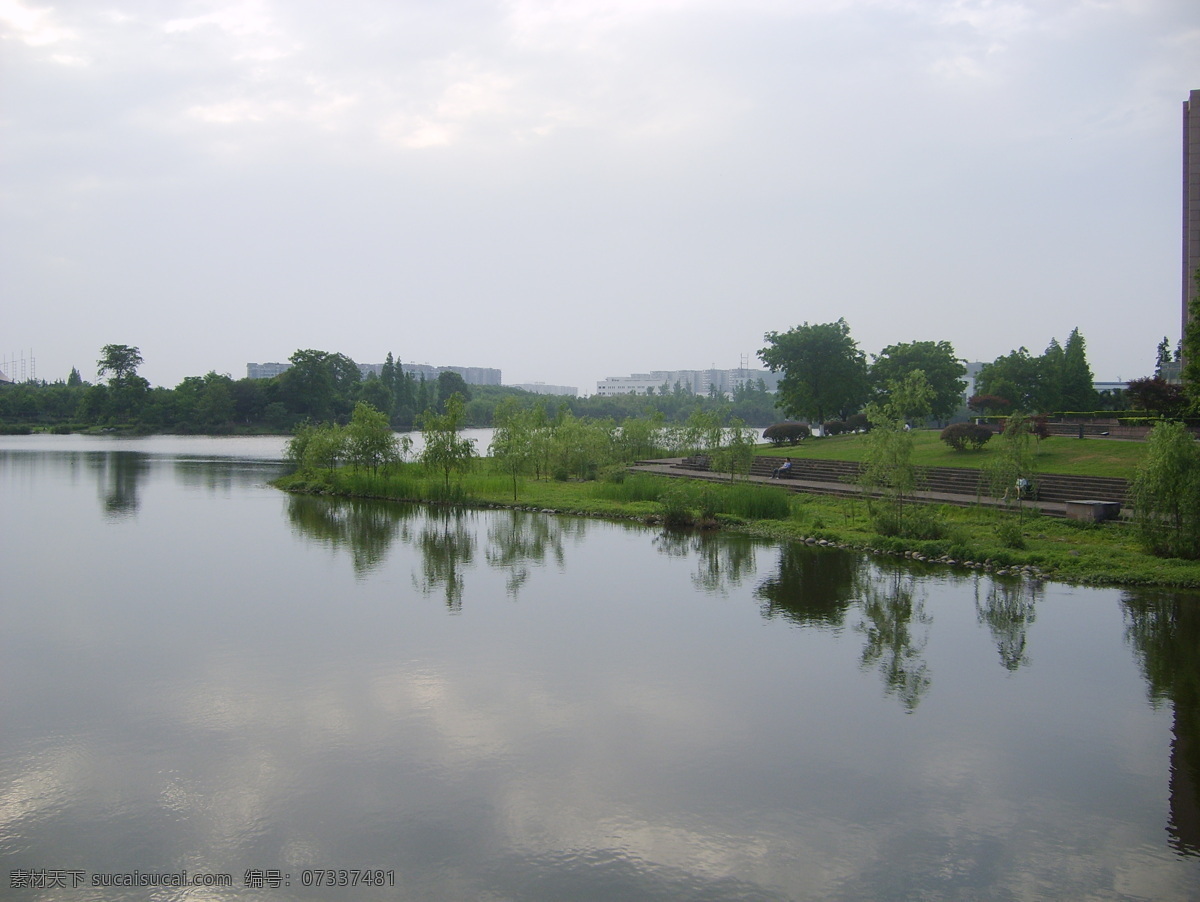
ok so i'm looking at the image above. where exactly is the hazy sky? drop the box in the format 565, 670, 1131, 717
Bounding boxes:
2, 0, 1198, 392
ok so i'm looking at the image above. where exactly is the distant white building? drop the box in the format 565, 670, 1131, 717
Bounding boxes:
246, 362, 291, 379
510, 383, 578, 396
596, 368, 779, 397
248, 360, 502, 385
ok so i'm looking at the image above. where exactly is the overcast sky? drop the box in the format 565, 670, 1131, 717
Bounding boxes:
2, 0, 1198, 392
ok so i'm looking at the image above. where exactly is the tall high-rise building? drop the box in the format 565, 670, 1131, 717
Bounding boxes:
1185, 90, 1200, 339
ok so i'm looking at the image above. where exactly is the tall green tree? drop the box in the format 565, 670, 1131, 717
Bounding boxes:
280, 349, 361, 422
1058, 328, 1097, 411
860, 371, 934, 537
96, 344, 149, 422
870, 340, 965, 423
489, 399, 537, 500
759, 319, 869, 425
420, 393, 476, 490
975, 348, 1044, 412
436, 371, 471, 411
346, 401, 401, 475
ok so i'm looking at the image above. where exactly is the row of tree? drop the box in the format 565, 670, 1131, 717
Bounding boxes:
759, 320, 972, 425
757, 319, 1171, 425
0, 345, 784, 433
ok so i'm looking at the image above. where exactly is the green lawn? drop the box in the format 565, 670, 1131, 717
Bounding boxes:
755, 430, 1145, 480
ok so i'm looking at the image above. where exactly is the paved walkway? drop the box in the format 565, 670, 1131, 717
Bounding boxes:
628, 458, 1075, 517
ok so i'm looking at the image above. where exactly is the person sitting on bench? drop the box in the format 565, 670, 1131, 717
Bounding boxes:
771, 460, 792, 478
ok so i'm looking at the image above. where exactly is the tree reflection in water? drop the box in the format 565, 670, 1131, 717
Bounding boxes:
286, 495, 416, 576
486, 509, 580, 598
655, 530, 760, 595
856, 564, 932, 712
754, 543, 863, 629
414, 507, 477, 612
975, 575, 1042, 672
1123, 589, 1200, 856
89, 450, 147, 519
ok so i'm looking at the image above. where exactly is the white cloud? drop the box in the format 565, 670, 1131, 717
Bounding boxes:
0, 0, 74, 46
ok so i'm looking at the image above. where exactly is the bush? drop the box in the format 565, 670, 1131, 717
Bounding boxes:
762, 422, 811, 445
846, 413, 870, 433
995, 519, 1026, 549
597, 464, 627, 483
940, 422, 994, 451
822, 420, 848, 436
659, 487, 696, 529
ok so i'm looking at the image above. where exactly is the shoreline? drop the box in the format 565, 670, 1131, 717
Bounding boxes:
273, 469, 1200, 593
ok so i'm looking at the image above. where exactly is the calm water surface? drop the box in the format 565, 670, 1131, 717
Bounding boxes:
2, 436, 1200, 900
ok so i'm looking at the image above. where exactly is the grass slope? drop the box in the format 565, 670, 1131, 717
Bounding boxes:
755, 430, 1144, 480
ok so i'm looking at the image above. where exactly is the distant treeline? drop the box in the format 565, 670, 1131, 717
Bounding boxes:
0, 347, 784, 434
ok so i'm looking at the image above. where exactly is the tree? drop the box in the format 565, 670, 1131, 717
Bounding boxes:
968, 394, 1010, 417
711, 418, 756, 482
1058, 328, 1097, 411
1184, 269, 1200, 412
489, 398, 536, 500
97, 344, 144, 384
1126, 377, 1187, 418
346, 401, 401, 475
1131, 421, 1200, 559
759, 319, 869, 425
1155, 337, 1176, 378
280, 349, 360, 422
96, 344, 149, 422
975, 348, 1043, 412
859, 371, 934, 537
287, 421, 346, 474
870, 340, 966, 424
420, 393, 476, 490
436, 371, 472, 411
985, 414, 1039, 519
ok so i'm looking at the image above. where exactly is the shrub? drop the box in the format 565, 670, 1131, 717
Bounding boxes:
762, 422, 811, 445
995, 519, 1026, 549
940, 422, 994, 451
822, 420, 848, 436
846, 413, 870, 433
659, 487, 696, 529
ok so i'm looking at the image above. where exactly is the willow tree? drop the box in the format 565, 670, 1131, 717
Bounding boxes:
1131, 421, 1200, 559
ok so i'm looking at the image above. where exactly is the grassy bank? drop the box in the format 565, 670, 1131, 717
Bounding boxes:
756, 430, 1144, 479
275, 460, 1200, 591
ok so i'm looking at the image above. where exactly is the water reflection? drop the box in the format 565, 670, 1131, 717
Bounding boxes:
6, 441, 1200, 899
754, 543, 862, 629
415, 507, 477, 611
287, 495, 418, 576
89, 450, 147, 518
976, 576, 1042, 672
856, 565, 932, 712
1123, 590, 1200, 856
486, 509, 575, 597
654, 530, 760, 594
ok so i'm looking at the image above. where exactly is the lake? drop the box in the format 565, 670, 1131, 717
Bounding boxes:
2, 435, 1199, 900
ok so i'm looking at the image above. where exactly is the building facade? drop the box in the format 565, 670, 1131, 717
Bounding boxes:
249, 360, 502, 385
246, 362, 291, 380
596, 368, 780, 397
510, 383, 578, 396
